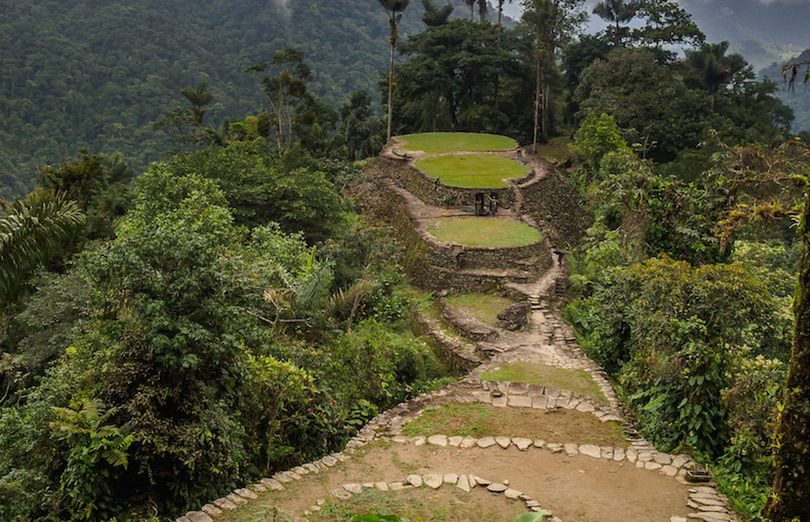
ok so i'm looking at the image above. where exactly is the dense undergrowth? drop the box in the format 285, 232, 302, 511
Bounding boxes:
562, 114, 807, 521
0, 144, 451, 520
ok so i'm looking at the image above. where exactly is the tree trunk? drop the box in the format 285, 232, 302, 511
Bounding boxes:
765, 190, 810, 521
277, 87, 285, 153
533, 44, 542, 153
386, 26, 396, 142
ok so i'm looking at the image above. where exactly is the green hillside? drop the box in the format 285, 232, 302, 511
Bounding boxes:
0, 0, 482, 199
761, 49, 810, 134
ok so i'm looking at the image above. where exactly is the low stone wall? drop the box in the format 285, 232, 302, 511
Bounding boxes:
353, 165, 549, 293
411, 312, 482, 374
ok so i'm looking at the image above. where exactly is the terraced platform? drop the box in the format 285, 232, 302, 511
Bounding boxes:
177, 135, 741, 522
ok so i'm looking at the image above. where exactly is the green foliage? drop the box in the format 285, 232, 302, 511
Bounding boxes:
576, 48, 710, 160
0, 155, 445, 518
163, 142, 346, 240
392, 20, 534, 138
572, 113, 631, 183
0, 0, 446, 196
36, 151, 134, 241
566, 256, 789, 456
49, 399, 134, 519
0, 190, 85, 303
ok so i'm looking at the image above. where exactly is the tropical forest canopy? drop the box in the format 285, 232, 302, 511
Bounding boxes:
2, 0, 810, 521
0, 0, 483, 199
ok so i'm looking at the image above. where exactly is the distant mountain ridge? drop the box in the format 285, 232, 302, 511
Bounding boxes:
761, 49, 810, 134
0, 0, 496, 199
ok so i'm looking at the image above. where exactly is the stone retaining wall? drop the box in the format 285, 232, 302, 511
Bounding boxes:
354, 170, 549, 293
520, 170, 591, 249
382, 156, 520, 210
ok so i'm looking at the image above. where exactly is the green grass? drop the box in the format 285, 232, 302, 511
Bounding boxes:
397, 132, 518, 154
481, 362, 607, 404
445, 293, 514, 326
402, 403, 625, 445
414, 154, 529, 188
313, 488, 527, 521
426, 216, 542, 248
535, 137, 572, 164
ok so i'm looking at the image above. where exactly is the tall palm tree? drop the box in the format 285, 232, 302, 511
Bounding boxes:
497, 0, 514, 42
478, 0, 489, 21
180, 83, 216, 127
0, 190, 84, 303
592, 0, 639, 46
378, 0, 411, 142
464, 0, 475, 20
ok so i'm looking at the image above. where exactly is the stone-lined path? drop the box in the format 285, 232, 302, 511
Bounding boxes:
177, 143, 742, 522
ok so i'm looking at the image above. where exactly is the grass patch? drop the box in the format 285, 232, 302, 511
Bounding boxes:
414, 154, 529, 188
398, 132, 518, 154
425, 216, 541, 248
481, 362, 607, 404
313, 487, 527, 521
402, 403, 625, 445
445, 293, 514, 326
535, 136, 572, 164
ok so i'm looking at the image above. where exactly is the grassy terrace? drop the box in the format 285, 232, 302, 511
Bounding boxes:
402, 403, 625, 445
414, 154, 529, 188
397, 132, 518, 154
425, 216, 541, 249
445, 293, 514, 327
312, 488, 526, 521
482, 362, 608, 404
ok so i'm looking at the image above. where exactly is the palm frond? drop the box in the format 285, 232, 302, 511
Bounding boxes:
0, 190, 84, 303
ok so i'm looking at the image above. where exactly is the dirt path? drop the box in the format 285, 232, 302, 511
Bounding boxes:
178, 148, 742, 522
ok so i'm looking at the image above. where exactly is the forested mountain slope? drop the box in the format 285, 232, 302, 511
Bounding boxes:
762, 49, 810, 134
0, 0, 478, 198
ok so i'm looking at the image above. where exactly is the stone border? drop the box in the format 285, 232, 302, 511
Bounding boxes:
305, 472, 558, 520
381, 436, 739, 522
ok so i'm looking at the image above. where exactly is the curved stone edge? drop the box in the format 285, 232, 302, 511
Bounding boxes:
384, 437, 739, 522
302, 473, 557, 521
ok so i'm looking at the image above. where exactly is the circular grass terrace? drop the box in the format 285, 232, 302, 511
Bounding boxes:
414, 154, 530, 189
396, 132, 518, 154
425, 216, 542, 249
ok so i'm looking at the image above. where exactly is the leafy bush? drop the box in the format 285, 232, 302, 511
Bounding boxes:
566, 256, 789, 456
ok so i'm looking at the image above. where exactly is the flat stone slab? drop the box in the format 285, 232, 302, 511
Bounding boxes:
478, 437, 496, 448
496, 437, 512, 449
487, 482, 508, 493
504, 488, 523, 499
461, 436, 477, 448
234, 488, 257, 500
579, 444, 601, 459
260, 478, 285, 491
186, 512, 213, 522
508, 395, 532, 408
427, 435, 448, 447
407, 474, 423, 487
343, 483, 363, 494
457, 474, 471, 492
212, 498, 237, 510
424, 474, 443, 489
513, 437, 532, 451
